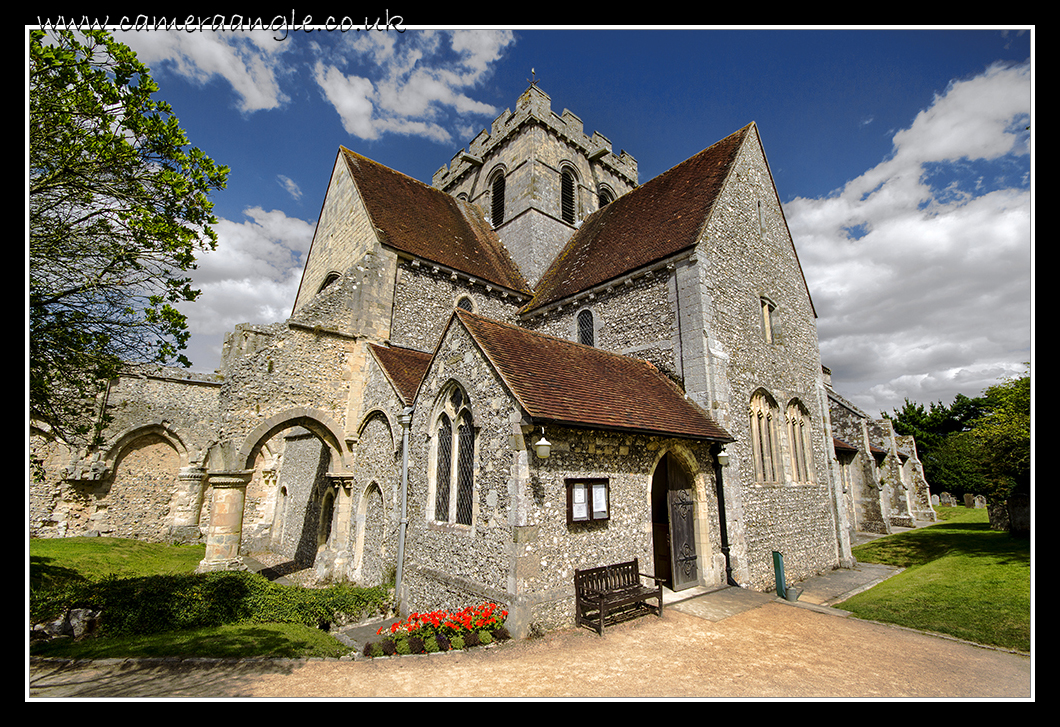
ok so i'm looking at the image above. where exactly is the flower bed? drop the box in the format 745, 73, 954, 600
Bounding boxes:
363, 602, 511, 658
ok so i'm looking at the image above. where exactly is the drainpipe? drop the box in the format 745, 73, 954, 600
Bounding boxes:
713, 443, 739, 587
395, 406, 414, 611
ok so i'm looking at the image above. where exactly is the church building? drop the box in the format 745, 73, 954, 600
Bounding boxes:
30, 85, 934, 638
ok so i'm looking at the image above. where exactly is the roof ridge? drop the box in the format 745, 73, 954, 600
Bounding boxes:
525, 123, 754, 311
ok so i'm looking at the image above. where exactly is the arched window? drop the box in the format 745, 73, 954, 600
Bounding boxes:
760, 297, 777, 344
786, 400, 814, 482
456, 296, 473, 312
561, 167, 577, 224
598, 186, 614, 207
318, 272, 341, 293
577, 308, 595, 347
431, 382, 476, 526
749, 391, 781, 483
490, 170, 506, 227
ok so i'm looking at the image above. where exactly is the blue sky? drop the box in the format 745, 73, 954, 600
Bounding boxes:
52, 24, 1032, 417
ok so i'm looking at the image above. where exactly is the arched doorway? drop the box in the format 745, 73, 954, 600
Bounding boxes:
651, 452, 698, 591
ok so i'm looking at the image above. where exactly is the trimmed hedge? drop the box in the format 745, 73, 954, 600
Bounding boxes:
31, 570, 390, 636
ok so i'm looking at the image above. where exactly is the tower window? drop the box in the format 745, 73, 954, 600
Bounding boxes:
491, 172, 505, 227
561, 169, 576, 224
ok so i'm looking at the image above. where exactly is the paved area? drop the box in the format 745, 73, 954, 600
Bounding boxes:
27, 554, 1032, 699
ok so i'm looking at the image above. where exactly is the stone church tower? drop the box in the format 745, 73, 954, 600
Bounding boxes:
432, 85, 638, 286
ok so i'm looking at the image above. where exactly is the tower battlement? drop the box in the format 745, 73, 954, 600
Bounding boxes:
432, 85, 637, 192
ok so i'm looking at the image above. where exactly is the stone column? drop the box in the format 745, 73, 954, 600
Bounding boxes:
169, 466, 207, 543
197, 470, 254, 572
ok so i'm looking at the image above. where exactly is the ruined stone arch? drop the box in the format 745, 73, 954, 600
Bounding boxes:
97, 423, 190, 542
317, 270, 342, 293
102, 422, 192, 472
352, 480, 389, 586
236, 408, 350, 473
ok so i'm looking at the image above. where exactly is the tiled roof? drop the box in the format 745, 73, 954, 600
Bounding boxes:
367, 343, 433, 404
526, 124, 753, 311
453, 310, 733, 442
833, 437, 858, 453
341, 148, 531, 295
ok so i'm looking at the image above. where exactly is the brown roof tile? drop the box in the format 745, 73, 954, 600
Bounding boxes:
453, 310, 732, 441
341, 148, 531, 294
833, 437, 858, 453
526, 124, 752, 311
368, 343, 433, 404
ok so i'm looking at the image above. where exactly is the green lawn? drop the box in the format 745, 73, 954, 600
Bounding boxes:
843, 507, 1031, 653
29, 537, 389, 660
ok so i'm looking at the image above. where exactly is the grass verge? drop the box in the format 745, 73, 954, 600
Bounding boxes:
29, 537, 390, 660
843, 507, 1030, 653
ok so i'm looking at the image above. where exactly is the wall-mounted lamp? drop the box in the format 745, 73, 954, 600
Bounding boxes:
716, 446, 730, 466
534, 430, 552, 459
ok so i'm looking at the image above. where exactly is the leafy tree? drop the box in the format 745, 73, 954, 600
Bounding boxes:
885, 394, 986, 497
30, 29, 228, 443
885, 369, 1030, 503
971, 368, 1031, 503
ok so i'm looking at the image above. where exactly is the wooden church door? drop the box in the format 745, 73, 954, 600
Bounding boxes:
652, 453, 698, 591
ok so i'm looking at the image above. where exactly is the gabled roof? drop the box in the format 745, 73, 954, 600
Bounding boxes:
525, 124, 752, 312
367, 343, 433, 405
340, 148, 531, 295
833, 437, 858, 454
451, 309, 733, 442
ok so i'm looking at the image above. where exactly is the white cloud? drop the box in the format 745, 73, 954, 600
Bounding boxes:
785, 61, 1032, 414
180, 207, 314, 371
115, 30, 290, 112
314, 29, 515, 143
277, 175, 302, 200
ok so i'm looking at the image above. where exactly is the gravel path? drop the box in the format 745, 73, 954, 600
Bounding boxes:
29, 601, 1031, 699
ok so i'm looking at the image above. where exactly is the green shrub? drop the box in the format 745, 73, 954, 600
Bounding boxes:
424, 635, 440, 653
478, 630, 493, 645
31, 569, 390, 637
449, 634, 465, 650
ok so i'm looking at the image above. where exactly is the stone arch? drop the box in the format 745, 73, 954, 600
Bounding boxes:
648, 443, 717, 591
103, 422, 192, 472
318, 486, 338, 550
236, 408, 350, 473
353, 481, 389, 586
100, 425, 189, 541
318, 271, 342, 293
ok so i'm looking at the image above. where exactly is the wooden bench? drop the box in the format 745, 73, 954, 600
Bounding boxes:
574, 558, 664, 635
